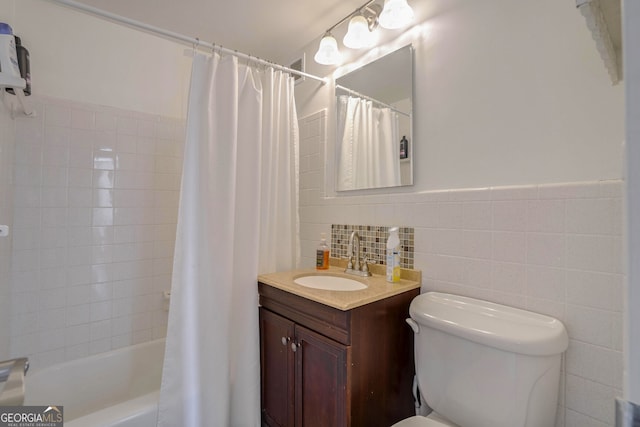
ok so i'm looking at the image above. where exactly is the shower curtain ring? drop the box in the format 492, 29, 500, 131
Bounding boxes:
193, 38, 200, 55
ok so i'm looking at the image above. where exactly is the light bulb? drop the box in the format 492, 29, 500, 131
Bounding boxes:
343, 15, 374, 49
379, 0, 414, 30
314, 33, 341, 65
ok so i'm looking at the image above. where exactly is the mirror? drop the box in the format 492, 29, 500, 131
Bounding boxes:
335, 45, 413, 191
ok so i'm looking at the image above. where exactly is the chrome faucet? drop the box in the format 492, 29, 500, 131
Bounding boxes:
0, 357, 29, 406
345, 231, 372, 277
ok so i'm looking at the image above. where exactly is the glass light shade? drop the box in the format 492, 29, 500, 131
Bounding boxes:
314, 33, 341, 65
379, 0, 414, 29
343, 15, 374, 49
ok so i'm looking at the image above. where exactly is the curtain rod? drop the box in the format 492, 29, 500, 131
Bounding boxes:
336, 84, 411, 117
47, 0, 328, 85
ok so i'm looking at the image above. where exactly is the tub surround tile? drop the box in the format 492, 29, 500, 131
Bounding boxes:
8, 96, 183, 371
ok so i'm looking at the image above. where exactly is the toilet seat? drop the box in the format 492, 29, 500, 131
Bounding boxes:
392, 415, 457, 427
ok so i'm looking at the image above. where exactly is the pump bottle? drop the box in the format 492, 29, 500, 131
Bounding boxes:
316, 233, 329, 270
386, 227, 401, 282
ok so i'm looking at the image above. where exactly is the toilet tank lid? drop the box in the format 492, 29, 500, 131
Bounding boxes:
409, 292, 568, 356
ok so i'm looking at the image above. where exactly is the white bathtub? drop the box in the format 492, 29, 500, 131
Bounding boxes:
24, 339, 165, 427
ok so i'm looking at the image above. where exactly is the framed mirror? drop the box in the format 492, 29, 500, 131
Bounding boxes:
335, 45, 413, 191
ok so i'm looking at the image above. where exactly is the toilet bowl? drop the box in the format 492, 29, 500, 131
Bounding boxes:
394, 413, 457, 427
392, 292, 568, 427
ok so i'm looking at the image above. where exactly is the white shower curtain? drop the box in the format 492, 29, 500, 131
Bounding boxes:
337, 95, 401, 190
157, 53, 299, 427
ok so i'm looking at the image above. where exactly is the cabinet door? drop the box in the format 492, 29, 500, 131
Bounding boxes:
260, 308, 295, 427
295, 325, 349, 427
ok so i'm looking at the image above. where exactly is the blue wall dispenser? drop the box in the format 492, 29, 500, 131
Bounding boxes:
0, 23, 35, 117
0, 23, 26, 90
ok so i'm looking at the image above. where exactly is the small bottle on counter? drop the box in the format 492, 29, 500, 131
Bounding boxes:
386, 227, 401, 282
316, 233, 330, 270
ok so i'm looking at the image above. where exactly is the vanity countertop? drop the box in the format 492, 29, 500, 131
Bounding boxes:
258, 263, 421, 311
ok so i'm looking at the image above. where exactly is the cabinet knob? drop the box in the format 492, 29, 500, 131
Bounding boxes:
291, 342, 300, 352
281, 337, 289, 346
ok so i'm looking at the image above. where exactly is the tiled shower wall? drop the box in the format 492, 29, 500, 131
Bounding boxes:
9, 96, 184, 371
0, 101, 15, 360
299, 110, 623, 427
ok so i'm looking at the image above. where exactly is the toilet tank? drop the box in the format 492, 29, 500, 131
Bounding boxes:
409, 292, 568, 427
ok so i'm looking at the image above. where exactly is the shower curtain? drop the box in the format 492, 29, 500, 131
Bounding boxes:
337, 95, 401, 190
157, 53, 299, 427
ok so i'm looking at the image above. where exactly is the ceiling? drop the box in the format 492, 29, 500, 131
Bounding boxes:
66, 0, 372, 64
64, 0, 623, 80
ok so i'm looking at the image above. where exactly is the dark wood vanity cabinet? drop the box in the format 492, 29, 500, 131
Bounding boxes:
261, 308, 348, 426
259, 282, 419, 427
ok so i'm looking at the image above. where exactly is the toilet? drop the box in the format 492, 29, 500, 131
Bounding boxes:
394, 292, 568, 427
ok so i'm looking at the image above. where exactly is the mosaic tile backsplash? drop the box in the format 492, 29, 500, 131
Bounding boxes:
331, 225, 414, 269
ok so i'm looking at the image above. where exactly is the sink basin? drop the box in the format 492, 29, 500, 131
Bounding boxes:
294, 274, 367, 291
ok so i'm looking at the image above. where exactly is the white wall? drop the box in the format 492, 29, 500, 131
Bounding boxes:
0, 101, 15, 360
9, 0, 191, 118
0, 0, 18, 363
300, 109, 624, 427
294, 0, 626, 426
294, 0, 624, 192
624, 0, 640, 404
9, 96, 183, 371
0, 0, 190, 368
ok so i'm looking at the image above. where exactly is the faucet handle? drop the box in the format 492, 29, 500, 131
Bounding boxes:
360, 255, 372, 276
361, 254, 369, 273
345, 255, 354, 270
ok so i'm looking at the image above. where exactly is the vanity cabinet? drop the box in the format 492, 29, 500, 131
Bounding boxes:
259, 281, 418, 427
260, 308, 348, 426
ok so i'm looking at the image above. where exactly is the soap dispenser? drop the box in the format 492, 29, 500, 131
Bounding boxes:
0, 23, 25, 90
316, 233, 329, 270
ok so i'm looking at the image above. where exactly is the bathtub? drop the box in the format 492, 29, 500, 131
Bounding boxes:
24, 339, 165, 427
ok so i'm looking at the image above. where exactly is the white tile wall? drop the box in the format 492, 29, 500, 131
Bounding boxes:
0, 101, 16, 360
298, 109, 624, 427
9, 96, 184, 371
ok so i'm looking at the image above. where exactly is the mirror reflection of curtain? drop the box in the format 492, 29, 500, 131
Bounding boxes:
337, 95, 401, 190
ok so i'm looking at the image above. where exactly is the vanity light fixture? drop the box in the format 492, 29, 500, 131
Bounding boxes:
313, 0, 413, 65
314, 32, 341, 65
379, 0, 415, 29
343, 4, 381, 49
343, 15, 375, 49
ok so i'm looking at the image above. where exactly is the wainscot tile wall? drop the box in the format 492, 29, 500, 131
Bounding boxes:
8, 95, 184, 371
298, 109, 623, 427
